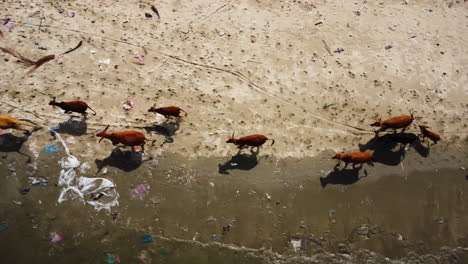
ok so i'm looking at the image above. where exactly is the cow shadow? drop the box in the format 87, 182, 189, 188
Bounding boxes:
144, 121, 179, 140
50, 116, 87, 136
359, 133, 429, 166
95, 147, 152, 172
0, 132, 33, 162
218, 150, 265, 174
320, 167, 367, 188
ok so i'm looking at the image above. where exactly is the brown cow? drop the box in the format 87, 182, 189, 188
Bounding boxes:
418, 125, 441, 145
371, 114, 414, 134
332, 152, 374, 169
227, 133, 275, 152
49, 97, 97, 116
96, 125, 156, 152
0, 114, 38, 133
148, 105, 187, 120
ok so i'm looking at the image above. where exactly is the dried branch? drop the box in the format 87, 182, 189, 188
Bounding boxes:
0, 40, 83, 73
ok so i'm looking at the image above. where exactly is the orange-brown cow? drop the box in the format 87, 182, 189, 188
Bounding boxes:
0, 114, 38, 133
96, 125, 156, 152
49, 97, 97, 116
227, 133, 275, 151
418, 125, 441, 145
332, 152, 374, 169
148, 105, 187, 120
371, 114, 414, 134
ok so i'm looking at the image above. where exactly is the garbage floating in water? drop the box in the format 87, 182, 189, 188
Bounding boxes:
49, 128, 119, 211
131, 184, 150, 200
44, 143, 58, 153
50, 232, 64, 243
141, 233, 153, 243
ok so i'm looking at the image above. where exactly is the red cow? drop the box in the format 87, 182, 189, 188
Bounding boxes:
332, 152, 374, 168
96, 125, 156, 152
227, 133, 275, 152
49, 97, 97, 116
371, 114, 414, 134
148, 105, 187, 120
418, 125, 441, 145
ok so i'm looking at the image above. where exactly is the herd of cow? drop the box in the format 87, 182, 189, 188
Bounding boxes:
0, 98, 441, 169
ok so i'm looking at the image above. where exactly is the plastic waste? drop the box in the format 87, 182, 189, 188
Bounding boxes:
44, 143, 58, 153
0, 221, 8, 232
50, 232, 64, 243
105, 253, 120, 264
141, 233, 153, 243
211, 234, 220, 242
122, 100, 134, 111
131, 184, 150, 200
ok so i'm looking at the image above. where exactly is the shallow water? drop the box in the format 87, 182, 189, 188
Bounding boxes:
0, 137, 467, 263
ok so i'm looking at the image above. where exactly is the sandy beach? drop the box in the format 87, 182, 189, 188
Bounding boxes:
1, 0, 468, 263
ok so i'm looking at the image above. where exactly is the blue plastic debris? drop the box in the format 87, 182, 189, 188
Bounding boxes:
211, 234, 220, 243
0, 221, 8, 232
44, 143, 58, 153
141, 233, 153, 243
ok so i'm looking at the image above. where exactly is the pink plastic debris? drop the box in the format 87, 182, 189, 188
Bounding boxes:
122, 100, 134, 111
132, 55, 144, 65
131, 184, 150, 200
50, 232, 64, 243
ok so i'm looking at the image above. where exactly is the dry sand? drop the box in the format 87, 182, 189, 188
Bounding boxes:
0, 0, 467, 161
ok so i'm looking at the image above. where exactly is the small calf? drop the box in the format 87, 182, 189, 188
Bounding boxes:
0, 114, 37, 133
332, 152, 374, 169
49, 97, 97, 116
227, 133, 275, 151
148, 105, 187, 120
418, 125, 441, 145
371, 114, 414, 134
96, 125, 156, 152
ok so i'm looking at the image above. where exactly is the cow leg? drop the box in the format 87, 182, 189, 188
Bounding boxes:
343, 162, 349, 169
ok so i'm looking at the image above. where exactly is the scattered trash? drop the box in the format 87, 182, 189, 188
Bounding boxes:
160, 136, 173, 146
132, 55, 144, 65
131, 184, 150, 200
145, 13, 152, 18
265, 193, 271, 200
192, 232, 200, 240
98, 58, 111, 64
283, 183, 289, 188
460, 167, 465, 171
222, 224, 231, 235
0, 221, 8, 232
141, 233, 153, 243
385, 45, 393, 50
333, 48, 344, 53
323, 103, 334, 109
194, 177, 201, 182
209, 181, 215, 187
425, 9, 433, 12
250, 35, 256, 43
58, 9, 64, 14
314, 21, 323, 26
44, 143, 58, 153
50, 232, 64, 243
3, 18, 10, 26
290, 239, 301, 252
13, 200, 22, 206
105, 253, 120, 264
70, 12, 76, 18
151, 5, 160, 19
51, 128, 119, 211
122, 100, 134, 111
230, 162, 238, 166
211, 234, 220, 243
90, 50, 96, 54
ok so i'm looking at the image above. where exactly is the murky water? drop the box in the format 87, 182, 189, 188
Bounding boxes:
0, 133, 467, 263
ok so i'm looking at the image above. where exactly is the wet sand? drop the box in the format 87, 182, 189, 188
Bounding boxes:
0, 138, 467, 263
